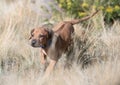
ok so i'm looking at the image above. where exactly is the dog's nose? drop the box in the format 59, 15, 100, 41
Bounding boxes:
31, 39, 37, 45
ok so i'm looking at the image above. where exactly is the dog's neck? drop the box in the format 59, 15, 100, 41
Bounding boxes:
46, 38, 52, 48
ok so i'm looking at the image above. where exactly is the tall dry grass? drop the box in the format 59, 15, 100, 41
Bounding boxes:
0, 0, 120, 85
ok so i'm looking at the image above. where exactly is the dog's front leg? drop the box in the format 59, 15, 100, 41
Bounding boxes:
40, 49, 46, 65
44, 59, 56, 77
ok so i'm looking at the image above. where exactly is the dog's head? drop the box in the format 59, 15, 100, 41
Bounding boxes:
29, 27, 53, 48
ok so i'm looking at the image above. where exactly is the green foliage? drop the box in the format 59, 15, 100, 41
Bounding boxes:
56, 0, 120, 23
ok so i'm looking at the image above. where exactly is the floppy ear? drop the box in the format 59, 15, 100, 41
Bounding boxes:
44, 28, 53, 39
29, 29, 35, 40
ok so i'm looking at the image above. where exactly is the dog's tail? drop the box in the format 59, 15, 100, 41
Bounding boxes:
69, 10, 99, 25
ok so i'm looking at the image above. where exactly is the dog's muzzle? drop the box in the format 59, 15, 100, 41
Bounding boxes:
31, 39, 45, 48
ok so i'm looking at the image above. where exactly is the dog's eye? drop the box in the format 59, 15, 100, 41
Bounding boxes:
39, 34, 45, 38
31, 34, 34, 37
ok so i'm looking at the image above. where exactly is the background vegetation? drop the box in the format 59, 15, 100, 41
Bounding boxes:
56, 0, 120, 24
0, 0, 120, 85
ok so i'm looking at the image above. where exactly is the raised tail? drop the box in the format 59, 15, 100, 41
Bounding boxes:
69, 10, 99, 25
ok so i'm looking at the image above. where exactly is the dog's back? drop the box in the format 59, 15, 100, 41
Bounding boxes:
54, 22, 74, 50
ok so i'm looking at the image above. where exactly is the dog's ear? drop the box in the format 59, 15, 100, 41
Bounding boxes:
29, 29, 35, 40
44, 28, 53, 39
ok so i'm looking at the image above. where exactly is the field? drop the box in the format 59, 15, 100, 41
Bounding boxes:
0, 0, 120, 85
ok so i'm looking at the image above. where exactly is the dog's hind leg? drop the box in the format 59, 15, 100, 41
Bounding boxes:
64, 44, 74, 69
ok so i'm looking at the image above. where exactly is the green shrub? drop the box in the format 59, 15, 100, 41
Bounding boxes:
56, 0, 120, 24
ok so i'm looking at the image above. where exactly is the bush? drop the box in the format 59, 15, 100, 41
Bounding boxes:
56, 0, 120, 24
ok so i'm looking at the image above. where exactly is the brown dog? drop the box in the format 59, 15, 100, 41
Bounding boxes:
29, 10, 99, 77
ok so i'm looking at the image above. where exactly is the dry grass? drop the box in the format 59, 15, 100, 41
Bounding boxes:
0, 1, 120, 85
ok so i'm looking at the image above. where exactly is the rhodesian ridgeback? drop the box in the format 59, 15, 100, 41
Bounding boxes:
29, 10, 99, 77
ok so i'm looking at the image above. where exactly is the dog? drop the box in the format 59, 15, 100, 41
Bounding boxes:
29, 10, 99, 77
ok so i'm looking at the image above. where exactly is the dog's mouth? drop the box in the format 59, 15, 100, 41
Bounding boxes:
31, 44, 45, 48
31, 44, 40, 48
